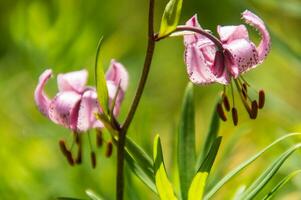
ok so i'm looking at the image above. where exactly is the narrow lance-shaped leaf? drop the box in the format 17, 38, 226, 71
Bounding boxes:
204, 132, 301, 200
196, 105, 220, 169
125, 153, 157, 194
125, 136, 156, 193
188, 137, 222, 200
240, 143, 301, 200
158, 0, 183, 37
94, 36, 109, 116
85, 189, 104, 200
263, 170, 301, 200
198, 136, 222, 173
153, 135, 177, 200
188, 172, 208, 200
178, 83, 196, 200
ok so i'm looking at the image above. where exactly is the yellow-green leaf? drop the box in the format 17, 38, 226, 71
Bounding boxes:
188, 172, 208, 200
153, 135, 177, 200
94, 36, 109, 116
158, 0, 183, 37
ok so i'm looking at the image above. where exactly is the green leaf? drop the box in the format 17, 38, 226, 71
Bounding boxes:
187, 136, 221, 200
204, 132, 301, 200
57, 198, 85, 200
263, 170, 301, 200
153, 135, 177, 200
158, 0, 183, 37
126, 137, 153, 172
196, 106, 220, 170
178, 83, 196, 200
94, 36, 109, 116
86, 189, 104, 200
125, 152, 157, 193
240, 144, 301, 200
198, 136, 222, 173
232, 185, 246, 200
124, 136, 156, 193
188, 172, 208, 200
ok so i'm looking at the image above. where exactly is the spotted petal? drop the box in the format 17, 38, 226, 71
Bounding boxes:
185, 44, 229, 85
57, 69, 88, 93
223, 38, 259, 75
48, 91, 82, 130
34, 69, 52, 117
106, 59, 129, 92
242, 10, 271, 62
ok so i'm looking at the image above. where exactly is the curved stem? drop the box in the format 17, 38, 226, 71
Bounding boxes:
155, 25, 224, 51
116, 0, 156, 199
121, 0, 156, 133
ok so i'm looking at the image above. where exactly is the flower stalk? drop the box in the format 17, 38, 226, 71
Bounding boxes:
115, 0, 156, 199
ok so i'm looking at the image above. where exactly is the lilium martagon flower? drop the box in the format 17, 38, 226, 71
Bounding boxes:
183, 10, 271, 125
34, 59, 128, 167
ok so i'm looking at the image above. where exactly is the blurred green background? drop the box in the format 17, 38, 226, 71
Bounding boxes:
0, 0, 301, 199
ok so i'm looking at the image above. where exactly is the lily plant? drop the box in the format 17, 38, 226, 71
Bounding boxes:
34, 0, 301, 199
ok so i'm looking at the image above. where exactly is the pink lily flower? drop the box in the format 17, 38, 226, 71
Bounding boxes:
34, 59, 128, 132
183, 10, 271, 125
184, 10, 271, 85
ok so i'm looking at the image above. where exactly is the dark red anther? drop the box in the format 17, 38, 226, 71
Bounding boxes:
222, 93, 230, 111
59, 140, 74, 166
216, 103, 227, 121
90, 151, 97, 168
231, 107, 238, 126
75, 145, 82, 164
250, 100, 258, 119
65, 151, 75, 166
258, 90, 265, 109
74, 132, 80, 145
96, 129, 103, 148
105, 141, 113, 158
59, 140, 69, 157
242, 83, 248, 99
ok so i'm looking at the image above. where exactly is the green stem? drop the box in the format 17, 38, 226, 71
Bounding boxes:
156, 25, 224, 51
116, 0, 156, 199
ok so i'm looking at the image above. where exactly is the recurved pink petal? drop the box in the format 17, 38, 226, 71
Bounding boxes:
242, 10, 271, 62
57, 69, 88, 93
217, 25, 249, 43
34, 69, 52, 117
224, 49, 239, 78
48, 91, 81, 129
223, 39, 259, 74
184, 15, 202, 45
77, 89, 102, 132
184, 15, 215, 47
107, 81, 124, 116
211, 51, 225, 77
106, 60, 129, 92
